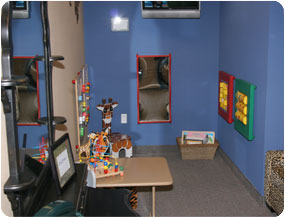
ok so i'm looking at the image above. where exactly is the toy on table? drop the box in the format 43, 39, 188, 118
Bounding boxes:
31, 136, 48, 164
88, 131, 124, 178
95, 100, 135, 207
96, 98, 118, 134
77, 131, 124, 178
76, 140, 90, 162
96, 98, 133, 158
109, 133, 133, 158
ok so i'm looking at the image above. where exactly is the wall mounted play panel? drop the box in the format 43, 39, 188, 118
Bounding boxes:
218, 71, 235, 123
234, 79, 256, 140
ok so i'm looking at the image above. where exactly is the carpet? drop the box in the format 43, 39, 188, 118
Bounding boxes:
132, 145, 275, 217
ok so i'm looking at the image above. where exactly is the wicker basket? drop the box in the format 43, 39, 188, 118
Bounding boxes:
176, 137, 219, 160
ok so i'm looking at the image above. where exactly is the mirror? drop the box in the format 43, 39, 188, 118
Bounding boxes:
137, 54, 171, 123
13, 56, 40, 125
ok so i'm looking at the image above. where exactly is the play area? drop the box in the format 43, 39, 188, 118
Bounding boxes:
1, 1, 283, 217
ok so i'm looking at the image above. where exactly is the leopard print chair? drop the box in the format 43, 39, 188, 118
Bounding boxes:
264, 150, 284, 215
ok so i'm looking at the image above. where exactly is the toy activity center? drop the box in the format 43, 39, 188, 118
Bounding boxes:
1, 1, 284, 217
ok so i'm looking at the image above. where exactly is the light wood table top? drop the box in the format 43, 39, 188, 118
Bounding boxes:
96, 157, 173, 188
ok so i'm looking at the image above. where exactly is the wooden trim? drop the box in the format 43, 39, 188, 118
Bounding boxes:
74, 79, 80, 147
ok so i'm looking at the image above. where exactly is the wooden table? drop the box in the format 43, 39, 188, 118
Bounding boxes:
96, 157, 173, 217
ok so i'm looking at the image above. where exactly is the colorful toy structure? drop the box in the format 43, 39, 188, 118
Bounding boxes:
219, 81, 229, 111
96, 98, 118, 134
96, 98, 133, 158
234, 79, 256, 140
235, 91, 248, 125
93, 100, 135, 206
218, 71, 235, 124
73, 65, 90, 149
31, 136, 48, 164
78, 131, 124, 179
89, 131, 124, 178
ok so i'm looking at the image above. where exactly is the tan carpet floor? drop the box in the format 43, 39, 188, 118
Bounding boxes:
132, 145, 275, 217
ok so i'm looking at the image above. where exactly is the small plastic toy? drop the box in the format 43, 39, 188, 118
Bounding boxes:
109, 133, 133, 158
86, 82, 90, 93
31, 136, 48, 164
77, 131, 124, 178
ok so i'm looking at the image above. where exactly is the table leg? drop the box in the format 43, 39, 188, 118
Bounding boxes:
152, 186, 155, 217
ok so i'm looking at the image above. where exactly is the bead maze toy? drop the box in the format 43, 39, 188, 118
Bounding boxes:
218, 71, 235, 124
85, 131, 124, 179
31, 136, 48, 164
96, 98, 118, 134
73, 65, 90, 150
234, 79, 256, 140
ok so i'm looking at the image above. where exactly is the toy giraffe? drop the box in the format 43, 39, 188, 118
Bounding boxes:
96, 98, 118, 134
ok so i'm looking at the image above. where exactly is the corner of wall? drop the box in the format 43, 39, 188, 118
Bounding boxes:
1, 107, 13, 216
48, 2, 86, 160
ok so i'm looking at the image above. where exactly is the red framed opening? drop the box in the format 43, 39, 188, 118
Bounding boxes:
136, 54, 172, 124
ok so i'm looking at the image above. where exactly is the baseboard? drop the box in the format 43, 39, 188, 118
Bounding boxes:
133, 145, 178, 155
217, 147, 266, 206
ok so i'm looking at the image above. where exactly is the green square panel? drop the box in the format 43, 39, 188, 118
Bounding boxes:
234, 79, 256, 140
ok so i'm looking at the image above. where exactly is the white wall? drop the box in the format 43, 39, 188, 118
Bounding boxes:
48, 2, 86, 161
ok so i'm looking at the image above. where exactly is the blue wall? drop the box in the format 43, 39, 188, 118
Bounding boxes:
10, 1, 283, 197
264, 2, 284, 152
218, 1, 284, 195
83, 1, 220, 145
12, 2, 48, 147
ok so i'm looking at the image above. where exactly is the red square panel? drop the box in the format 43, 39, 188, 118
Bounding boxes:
218, 71, 235, 124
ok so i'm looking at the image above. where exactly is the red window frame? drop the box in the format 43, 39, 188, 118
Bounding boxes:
136, 54, 172, 124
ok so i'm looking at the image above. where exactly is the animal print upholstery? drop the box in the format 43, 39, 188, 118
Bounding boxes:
264, 150, 284, 215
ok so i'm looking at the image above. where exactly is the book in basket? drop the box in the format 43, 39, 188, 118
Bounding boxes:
181, 131, 215, 144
